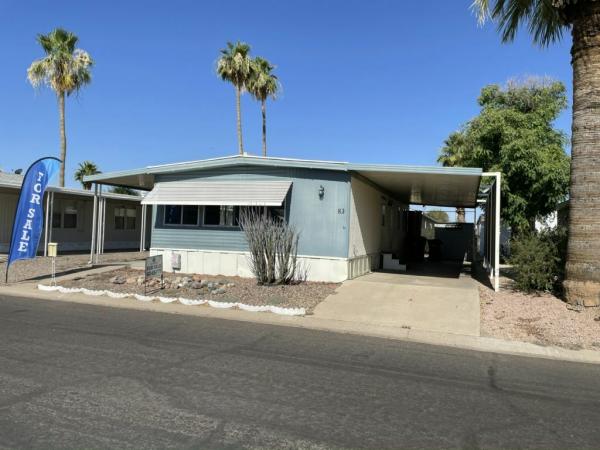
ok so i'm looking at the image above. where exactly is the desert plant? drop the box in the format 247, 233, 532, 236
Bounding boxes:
509, 227, 567, 294
239, 207, 300, 284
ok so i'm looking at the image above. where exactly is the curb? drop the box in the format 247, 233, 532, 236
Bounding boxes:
1, 279, 599, 366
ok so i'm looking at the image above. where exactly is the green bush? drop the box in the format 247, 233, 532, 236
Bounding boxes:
509, 227, 567, 293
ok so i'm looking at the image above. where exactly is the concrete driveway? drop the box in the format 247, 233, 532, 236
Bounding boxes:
313, 266, 480, 336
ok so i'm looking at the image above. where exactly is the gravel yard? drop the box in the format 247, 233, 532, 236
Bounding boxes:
0, 252, 148, 284
480, 276, 600, 350
60, 268, 339, 313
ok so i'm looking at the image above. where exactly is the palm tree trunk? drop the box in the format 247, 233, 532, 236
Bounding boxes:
564, 2, 600, 306
236, 85, 244, 155
58, 91, 66, 187
262, 99, 267, 157
456, 207, 465, 223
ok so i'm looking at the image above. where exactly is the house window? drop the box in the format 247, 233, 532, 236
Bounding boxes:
164, 205, 199, 226
52, 206, 77, 229
203, 205, 239, 227
115, 207, 137, 230
268, 206, 285, 222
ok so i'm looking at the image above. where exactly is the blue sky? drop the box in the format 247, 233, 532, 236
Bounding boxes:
0, 0, 572, 187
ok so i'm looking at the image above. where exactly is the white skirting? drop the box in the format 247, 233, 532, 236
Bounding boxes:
150, 248, 349, 282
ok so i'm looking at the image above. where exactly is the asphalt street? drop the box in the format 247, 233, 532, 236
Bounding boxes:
0, 294, 599, 449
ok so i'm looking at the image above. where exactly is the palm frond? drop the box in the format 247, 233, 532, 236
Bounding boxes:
28, 29, 93, 95
247, 56, 280, 101
471, 0, 566, 46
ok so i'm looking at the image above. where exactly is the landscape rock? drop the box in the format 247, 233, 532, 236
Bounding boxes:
200, 280, 210, 288
126, 277, 137, 284
211, 287, 226, 295
110, 275, 126, 285
192, 274, 202, 282
190, 281, 203, 289
136, 276, 145, 285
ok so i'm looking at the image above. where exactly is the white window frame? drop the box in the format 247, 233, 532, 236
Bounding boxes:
163, 205, 200, 227
115, 207, 137, 230
202, 205, 240, 228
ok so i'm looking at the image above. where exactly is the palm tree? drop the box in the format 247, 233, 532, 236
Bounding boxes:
74, 161, 100, 190
217, 41, 253, 155
27, 28, 93, 188
248, 57, 280, 156
472, 1, 600, 306
110, 186, 140, 196
438, 132, 467, 223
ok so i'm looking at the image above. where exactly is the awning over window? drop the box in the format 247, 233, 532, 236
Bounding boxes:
141, 180, 292, 206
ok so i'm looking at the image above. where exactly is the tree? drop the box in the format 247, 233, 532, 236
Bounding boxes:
439, 133, 469, 222
425, 210, 450, 223
110, 186, 140, 196
439, 78, 570, 233
27, 28, 93, 187
217, 41, 253, 155
247, 57, 280, 156
472, 0, 600, 313
74, 160, 100, 190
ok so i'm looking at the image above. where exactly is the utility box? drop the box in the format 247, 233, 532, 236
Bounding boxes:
47, 242, 58, 257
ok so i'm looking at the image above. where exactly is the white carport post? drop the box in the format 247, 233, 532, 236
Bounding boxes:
44, 191, 51, 257
482, 172, 501, 292
139, 204, 147, 251
100, 196, 106, 255
96, 185, 105, 258
89, 183, 98, 265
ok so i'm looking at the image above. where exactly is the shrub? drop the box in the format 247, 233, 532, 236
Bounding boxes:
239, 208, 301, 285
509, 227, 567, 293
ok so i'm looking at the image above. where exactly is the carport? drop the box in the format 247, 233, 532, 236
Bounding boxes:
346, 163, 501, 292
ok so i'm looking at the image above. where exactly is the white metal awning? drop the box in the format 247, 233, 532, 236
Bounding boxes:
141, 180, 292, 206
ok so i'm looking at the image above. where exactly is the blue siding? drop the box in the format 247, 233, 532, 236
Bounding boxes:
151, 165, 350, 258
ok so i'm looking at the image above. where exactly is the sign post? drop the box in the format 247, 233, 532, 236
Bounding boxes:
144, 254, 163, 295
47, 242, 58, 286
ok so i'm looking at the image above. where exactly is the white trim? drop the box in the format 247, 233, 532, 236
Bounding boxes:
149, 247, 348, 261
150, 248, 348, 282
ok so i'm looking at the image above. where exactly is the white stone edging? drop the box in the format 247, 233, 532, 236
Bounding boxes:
37, 284, 306, 316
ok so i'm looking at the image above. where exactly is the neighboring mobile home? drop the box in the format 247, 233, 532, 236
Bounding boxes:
84, 155, 494, 283
0, 171, 148, 254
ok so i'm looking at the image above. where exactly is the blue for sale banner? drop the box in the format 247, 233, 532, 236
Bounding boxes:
5, 157, 60, 280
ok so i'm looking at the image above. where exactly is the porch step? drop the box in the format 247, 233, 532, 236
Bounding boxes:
382, 253, 406, 272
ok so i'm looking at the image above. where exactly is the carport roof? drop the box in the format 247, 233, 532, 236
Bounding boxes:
83, 154, 483, 207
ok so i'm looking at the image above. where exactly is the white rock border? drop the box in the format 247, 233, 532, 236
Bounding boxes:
37, 284, 306, 316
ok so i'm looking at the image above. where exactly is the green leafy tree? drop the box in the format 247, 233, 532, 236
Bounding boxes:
472, 0, 600, 313
110, 186, 140, 196
439, 78, 570, 233
247, 57, 280, 156
27, 28, 93, 187
74, 160, 100, 190
217, 41, 253, 155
